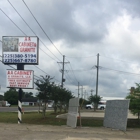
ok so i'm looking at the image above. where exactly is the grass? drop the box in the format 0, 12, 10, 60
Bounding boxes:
0, 112, 66, 125
0, 112, 140, 128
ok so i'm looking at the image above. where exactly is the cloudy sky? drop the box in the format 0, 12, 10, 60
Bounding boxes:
1, 0, 140, 99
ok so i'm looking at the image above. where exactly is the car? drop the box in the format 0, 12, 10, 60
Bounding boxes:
98, 104, 106, 110
85, 104, 93, 109
85, 104, 106, 110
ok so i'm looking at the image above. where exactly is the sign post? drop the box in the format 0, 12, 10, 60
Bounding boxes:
17, 64, 24, 124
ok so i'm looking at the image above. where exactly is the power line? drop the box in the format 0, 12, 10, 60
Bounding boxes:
34, 65, 60, 82
7, 0, 61, 62
34, 65, 49, 75
0, 60, 16, 69
100, 55, 137, 64
65, 68, 93, 72
99, 66, 140, 76
22, 0, 63, 56
0, 8, 26, 35
68, 63, 78, 83
86, 67, 96, 87
66, 55, 96, 58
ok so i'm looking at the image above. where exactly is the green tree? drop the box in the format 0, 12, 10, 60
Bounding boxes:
51, 85, 74, 113
51, 85, 61, 113
79, 98, 89, 109
35, 75, 54, 117
22, 92, 34, 98
88, 94, 101, 111
0, 94, 4, 101
126, 83, 140, 123
58, 88, 74, 113
4, 88, 18, 105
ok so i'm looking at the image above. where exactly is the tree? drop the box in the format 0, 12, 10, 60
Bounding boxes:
88, 94, 101, 111
35, 75, 74, 115
58, 88, 74, 112
126, 83, 140, 123
51, 85, 61, 113
0, 94, 4, 101
22, 91, 34, 98
35, 75, 54, 117
4, 88, 18, 105
79, 98, 89, 109
51, 85, 74, 113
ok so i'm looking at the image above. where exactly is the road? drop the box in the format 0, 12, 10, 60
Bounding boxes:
0, 123, 139, 140
0, 106, 53, 112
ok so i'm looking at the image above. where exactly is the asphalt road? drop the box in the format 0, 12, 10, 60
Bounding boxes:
0, 106, 53, 112
0, 123, 139, 140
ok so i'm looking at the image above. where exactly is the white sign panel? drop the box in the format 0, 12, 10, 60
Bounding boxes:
6, 70, 34, 89
2, 36, 39, 65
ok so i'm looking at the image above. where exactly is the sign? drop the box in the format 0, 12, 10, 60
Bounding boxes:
2, 36, 39, 65
6, 70, 34, 89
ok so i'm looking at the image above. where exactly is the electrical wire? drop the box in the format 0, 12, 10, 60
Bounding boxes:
100, 55, 138, 64
22, 0, 63, 56
0, 59, 15, 69
0, 9, 56, 61
33, 65, 60, 82
66, 54, 97, 58
64, 68, 93, 72
0, 8, 26, 35
67, 63, 78, 83
7, 0, 61, 62
99, 66, 140, 76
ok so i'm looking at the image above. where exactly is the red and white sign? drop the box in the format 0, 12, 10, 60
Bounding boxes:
6, 70, 34, 89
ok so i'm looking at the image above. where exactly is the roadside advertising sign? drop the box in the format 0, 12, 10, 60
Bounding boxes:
6, 70, 34, 89
2, 36, 39, 65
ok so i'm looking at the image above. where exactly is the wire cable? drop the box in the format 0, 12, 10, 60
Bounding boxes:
22, 0, 63, 56
68, 63, 78, 83
7, 0, 61, 62
0, 8, 26, 35
100, 55, 137, 64
66, 54, 97, 58
34, 65, 60, 82
99, 66, 140, 76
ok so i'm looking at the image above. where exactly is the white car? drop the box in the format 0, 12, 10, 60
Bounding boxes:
86, 104, 106, 110
85, 104, 93, 109
5, 101, 11, 107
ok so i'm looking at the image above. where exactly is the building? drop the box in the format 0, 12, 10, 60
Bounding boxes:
22, 98, 38, 106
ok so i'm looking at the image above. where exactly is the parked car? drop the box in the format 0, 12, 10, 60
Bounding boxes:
85, 104, 93, 109
85, 103, 106, 110
0, 101, 11, 107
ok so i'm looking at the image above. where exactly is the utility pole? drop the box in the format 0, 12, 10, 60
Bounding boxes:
90, 89, 94, 96
95, 53, 99, 109
57, 55, 69, 88
78, 82, 80, 98
84, 90, 86, 100
61, 55, 65, 88
76, 83, 84, 98
81, 86, 84, 98
77, 82, 81, 127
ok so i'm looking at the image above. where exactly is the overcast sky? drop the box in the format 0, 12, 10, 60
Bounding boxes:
1, 0, 140, 99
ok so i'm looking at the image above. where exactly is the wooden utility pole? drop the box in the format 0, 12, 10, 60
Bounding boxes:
57, 55, 69, 88
95, 53, 99, 109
